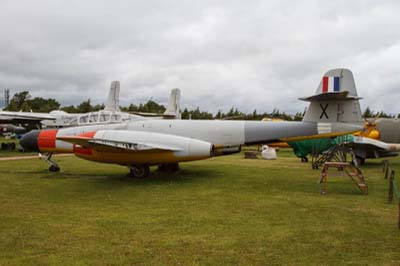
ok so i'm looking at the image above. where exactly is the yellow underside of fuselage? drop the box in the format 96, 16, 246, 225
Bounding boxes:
268, 142, 290, 148
39, 148, 73, 154
75, 150, 210, 166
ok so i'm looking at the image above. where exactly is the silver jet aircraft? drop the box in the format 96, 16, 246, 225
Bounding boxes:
20, 69, 364, 177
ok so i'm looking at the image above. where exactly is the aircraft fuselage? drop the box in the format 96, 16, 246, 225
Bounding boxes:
21, 119, 362, 166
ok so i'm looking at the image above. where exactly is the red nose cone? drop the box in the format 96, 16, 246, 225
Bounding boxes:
37, 129, 58, 150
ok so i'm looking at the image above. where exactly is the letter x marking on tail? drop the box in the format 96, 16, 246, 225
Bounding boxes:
320, 104, 329, 119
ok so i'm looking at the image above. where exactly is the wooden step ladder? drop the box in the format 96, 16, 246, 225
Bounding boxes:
312, 143, 354, 170
319, 162, 368, 195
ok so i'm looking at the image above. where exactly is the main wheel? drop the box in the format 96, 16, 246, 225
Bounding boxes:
129, 165, 150, 178
158, 163, 179, 173
49, 165, 60, 172
301, 157, 308, 163
355, 156, 365, 166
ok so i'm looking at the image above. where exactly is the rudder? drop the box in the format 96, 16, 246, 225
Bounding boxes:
104, 81, 120, 112
163, 88, 181, 119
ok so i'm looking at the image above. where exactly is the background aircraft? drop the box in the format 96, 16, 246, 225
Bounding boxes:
21, 68, 364, 177
0, 82, 182, 129
0, 124, 26, 135
0, 111, 55, 125
352, 118, 400, 163
273, 89, 400, 164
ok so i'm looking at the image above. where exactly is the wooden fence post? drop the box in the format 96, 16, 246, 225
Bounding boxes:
398, 200, 400, 230
383, 160, 388, 173
388, 170, 395, 203
385, 166, 390, 179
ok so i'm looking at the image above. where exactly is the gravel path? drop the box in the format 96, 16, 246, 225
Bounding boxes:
0, 154, 73, 161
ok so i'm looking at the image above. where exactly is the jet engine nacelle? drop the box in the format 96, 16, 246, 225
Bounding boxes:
212, 145, 241, 156
73, 130, 213, 166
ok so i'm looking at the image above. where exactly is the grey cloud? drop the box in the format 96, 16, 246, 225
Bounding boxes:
0, 0, 399, 115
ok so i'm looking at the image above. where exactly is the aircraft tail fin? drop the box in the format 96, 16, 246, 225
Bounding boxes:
300, 68, 363, 124
104, 81, 120, 112
163, 88, 181, 119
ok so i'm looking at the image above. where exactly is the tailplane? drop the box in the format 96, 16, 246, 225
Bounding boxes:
301, 68, 363, 124
104, 81, 120, 112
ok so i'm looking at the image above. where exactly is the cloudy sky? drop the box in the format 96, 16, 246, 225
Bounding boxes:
0, 0, 399, 115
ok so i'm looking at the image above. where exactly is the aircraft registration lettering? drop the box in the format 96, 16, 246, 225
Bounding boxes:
319, 104, 329, 119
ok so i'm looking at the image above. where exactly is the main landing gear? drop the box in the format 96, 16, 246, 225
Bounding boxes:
43, 152, 61, 172
128, 165, 150, 178
128, 163, 180, 178
158, 163, 179, 173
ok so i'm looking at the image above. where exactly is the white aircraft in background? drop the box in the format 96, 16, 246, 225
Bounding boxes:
0, 110, 56, 125
0, 82, 181, 128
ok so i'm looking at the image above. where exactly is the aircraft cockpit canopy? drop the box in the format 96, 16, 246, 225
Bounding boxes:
67, 111, 140, 126
79, 115, 89, 124
99, 113, 110, 122
89, 114, 98, 123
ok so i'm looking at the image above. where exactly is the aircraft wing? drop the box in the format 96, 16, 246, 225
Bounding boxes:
130, 111, 162, 117
353, 136, 400, 151
0, 111, 56, 124
130, 111, 178, 119
353, 136, 400, 158
57, 135, 184, 152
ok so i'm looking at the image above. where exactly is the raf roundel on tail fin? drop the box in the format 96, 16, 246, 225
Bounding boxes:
315, 68, 358, 97
322, 76, 340, 93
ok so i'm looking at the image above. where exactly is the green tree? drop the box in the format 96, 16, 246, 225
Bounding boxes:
215, 110, 223, 119
138, 100, 166, 113
293, 112, 304, 121
5, 91, 31, 111
363, 107, 374, 118
27, 97, 60, 112
76, 99, 93, 113
92, 104, 105, 112
181, 108, 190, 119
61, 105, 78, 113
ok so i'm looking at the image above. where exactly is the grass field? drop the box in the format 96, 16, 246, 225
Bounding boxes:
0, 149, 399, 266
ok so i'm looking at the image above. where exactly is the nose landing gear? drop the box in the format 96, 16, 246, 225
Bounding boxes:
42, 152, 61, 172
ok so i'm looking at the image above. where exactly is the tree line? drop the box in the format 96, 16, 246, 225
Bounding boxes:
362, 107, 396, 118
3, 91, 399, 120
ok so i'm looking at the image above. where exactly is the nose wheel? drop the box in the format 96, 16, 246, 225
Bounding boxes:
43, 152, 61, 172
128, 165, 150, 178
49, 165, 61, 172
